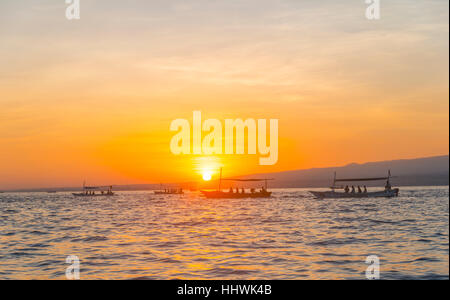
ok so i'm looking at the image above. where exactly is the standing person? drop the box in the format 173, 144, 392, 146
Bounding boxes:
385, 180, 391, 191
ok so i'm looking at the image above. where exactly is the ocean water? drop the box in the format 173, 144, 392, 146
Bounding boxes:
0, 186, 448, 280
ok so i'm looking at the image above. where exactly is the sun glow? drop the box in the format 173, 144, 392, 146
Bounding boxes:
202, 171, 213, 181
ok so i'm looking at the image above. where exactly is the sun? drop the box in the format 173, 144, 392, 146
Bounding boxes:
202, 171, 213, 181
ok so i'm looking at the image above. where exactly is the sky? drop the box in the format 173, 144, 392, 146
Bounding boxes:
0, 0, 448, 189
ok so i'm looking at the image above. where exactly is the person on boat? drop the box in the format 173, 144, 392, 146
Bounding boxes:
250, 188, 255, 193
241, 188, 245, 194
351, 186, 355, 193
385, 180, 392, 191
344, 185, 349, 193
363, 186, 367, 193
229, 187, 234, 193
358, 186, 362, 193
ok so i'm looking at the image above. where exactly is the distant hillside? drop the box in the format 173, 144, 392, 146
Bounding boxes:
240, 155, 449, 188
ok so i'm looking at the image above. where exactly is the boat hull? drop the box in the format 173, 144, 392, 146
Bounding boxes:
72, 193, 116, 197
201, 190, 272, 199
154, 191, 184, 195
309, 188, 399, 199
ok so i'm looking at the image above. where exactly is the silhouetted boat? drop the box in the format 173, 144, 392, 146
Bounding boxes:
154, 188, 184, 195
201, 189, 272, 199
73, 182, 116, 197
201, 168, 273, 199
309, 171, 399, 199
154, 184, 184, 195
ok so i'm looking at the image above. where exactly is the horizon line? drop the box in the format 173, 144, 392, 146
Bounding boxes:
1, 153, 448, 192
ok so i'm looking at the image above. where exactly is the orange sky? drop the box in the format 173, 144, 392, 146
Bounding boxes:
0, 1, 448, 189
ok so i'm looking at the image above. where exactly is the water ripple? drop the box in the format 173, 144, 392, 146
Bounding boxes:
0, 187, 448, 279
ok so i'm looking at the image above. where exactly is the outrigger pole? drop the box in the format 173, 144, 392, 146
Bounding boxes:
215, 167, 273, 191
332, 170, 395, 184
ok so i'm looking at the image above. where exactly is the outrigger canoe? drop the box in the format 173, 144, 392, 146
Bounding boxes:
72, 183, 116, 197
154, 189, 184, 195
309, 170, 399, 199
72, 192, 116, 197
200, 168, 274, 199
201, 190, 272, 199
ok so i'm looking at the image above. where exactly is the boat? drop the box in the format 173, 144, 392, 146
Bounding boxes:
72, 183, 116, 197
154, 184, 184, 195
201, 168, 273, 199
201, 189, 272, 199
154, 188, 184, 195
309, 171, 399, 199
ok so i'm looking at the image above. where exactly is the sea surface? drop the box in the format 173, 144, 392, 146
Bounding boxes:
0, 186, 448, 280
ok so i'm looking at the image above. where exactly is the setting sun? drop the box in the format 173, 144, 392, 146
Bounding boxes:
202, 171, 213, 181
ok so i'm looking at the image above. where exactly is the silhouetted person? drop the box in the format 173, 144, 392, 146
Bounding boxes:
363, 186, 367, 193
358, 186, 362, 193
351, 186, 355, 193
344, 185, 349, 193
385, 180, 391, 191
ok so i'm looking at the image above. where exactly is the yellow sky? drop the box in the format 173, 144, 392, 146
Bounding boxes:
0, 1, 448, 189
